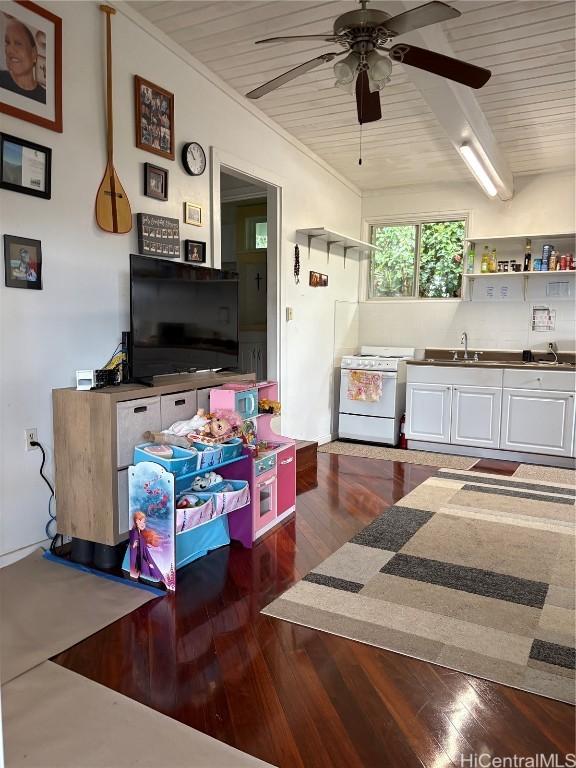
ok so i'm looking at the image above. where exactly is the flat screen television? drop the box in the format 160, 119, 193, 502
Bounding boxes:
129, 254, 239, 379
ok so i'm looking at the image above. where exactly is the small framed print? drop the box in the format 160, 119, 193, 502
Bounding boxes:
184, 239, 206, 263
135, 75, 174, 160
309, 270, 328, 287
0, 2, 63, 133
183, 201, 202, 226
4, 234, 42, 289
0, 133, 51, 199
144, 162, 168, 201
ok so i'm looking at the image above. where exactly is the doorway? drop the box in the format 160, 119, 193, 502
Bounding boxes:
220, 171, 268, 380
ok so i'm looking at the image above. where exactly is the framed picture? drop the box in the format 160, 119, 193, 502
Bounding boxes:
4, 233, 42, 289
183, 201, 202, 226
309, 271, 328, 287
0, 132, 51, 198
134, 75, 174, 160
184, 239, 206, 263
0, 1, 62, 132
144, 162, 168, 201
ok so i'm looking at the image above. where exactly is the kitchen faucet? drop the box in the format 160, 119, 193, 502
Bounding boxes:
461, 331, 469, 360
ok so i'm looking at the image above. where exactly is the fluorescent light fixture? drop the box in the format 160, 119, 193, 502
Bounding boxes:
459, 143, 498, 197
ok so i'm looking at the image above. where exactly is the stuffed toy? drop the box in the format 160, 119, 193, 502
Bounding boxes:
191, 472, 222, 491
169, 408, 211, 437
210, 416, 232, 439
210, 410, 242, 438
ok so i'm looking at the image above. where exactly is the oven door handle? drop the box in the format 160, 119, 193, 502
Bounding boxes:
344, 370, 397, 378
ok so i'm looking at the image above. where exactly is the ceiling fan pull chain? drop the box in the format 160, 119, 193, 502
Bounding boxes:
359, 122, 363, 166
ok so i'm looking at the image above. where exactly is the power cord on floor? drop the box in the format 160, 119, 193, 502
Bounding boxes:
31, 440, 62, 553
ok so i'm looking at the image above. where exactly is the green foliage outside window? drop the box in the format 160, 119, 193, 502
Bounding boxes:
370, 220, 465, 298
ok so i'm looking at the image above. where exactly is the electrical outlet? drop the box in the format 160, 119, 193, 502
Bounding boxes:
25, 428, 38, 451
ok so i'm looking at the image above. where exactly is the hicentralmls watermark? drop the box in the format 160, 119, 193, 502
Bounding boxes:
460, 756, 576, 768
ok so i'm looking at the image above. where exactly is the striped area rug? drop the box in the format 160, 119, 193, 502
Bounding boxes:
263, 469, 576, 703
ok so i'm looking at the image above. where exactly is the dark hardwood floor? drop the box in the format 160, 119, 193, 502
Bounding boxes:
54, 454, 575, 767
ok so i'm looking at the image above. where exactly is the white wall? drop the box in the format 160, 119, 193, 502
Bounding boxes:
359, 173, 576, 353
0, 1, 361, 558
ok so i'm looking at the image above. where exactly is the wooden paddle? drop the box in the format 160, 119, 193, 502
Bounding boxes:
95, 5, 132, 234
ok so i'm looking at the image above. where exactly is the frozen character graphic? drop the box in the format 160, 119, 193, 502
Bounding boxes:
129, 510, 162, 582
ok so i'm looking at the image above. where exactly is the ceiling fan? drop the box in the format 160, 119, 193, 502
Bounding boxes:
246, 0, 491, 125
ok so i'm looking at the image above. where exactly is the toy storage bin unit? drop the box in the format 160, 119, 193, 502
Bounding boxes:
210, 381, 296, 546
122, 443, 251, 589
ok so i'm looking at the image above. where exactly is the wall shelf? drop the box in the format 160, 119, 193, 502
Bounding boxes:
465, 233, 575, 243
463, 271, 576, 278
296, 227, 377, 266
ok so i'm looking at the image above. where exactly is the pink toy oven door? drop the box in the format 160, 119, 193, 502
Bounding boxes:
276, 445, 296, 517
253, 467, 277, 535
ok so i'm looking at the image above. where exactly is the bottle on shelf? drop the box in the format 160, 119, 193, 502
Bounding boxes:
489, 248, 497, 273
549, 250, 558, 271
523, 238, 532, 272
480, 245, 490, 273
542, 244, 552, 271
467, 242, 476, 274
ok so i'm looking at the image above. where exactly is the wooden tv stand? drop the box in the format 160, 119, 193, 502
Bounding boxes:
52, 372, 255, 546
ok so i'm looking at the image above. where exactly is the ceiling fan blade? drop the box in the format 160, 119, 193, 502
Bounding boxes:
389, 44, 491, 89
356, 70, 382, 124
385, 1, 460, 36
246, 53, 339, 99
255, 35, 341, 44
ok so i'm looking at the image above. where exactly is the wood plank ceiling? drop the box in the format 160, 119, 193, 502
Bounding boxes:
132, 0, 576, 191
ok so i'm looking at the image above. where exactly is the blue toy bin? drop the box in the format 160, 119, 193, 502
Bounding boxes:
175, 515, 230, 568
194, 442, 223, 469
133, 443, 199, 476
220, 437, 244, 462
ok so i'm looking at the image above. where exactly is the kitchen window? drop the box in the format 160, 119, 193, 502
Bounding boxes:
368, 218, 466, 299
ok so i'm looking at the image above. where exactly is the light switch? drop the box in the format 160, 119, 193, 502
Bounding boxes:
286, 307, 293, 321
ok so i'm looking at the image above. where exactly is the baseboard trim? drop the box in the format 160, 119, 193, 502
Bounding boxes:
407, 441, 576, 469
0, 539, 50, 568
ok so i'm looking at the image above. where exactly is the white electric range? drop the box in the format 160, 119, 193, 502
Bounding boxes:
339, 346, 424, 445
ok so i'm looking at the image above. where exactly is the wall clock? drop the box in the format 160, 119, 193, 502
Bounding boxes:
181, 142, 206, 176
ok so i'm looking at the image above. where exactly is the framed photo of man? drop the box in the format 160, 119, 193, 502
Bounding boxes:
0, 1, 63, 132
4, 233, 42, 289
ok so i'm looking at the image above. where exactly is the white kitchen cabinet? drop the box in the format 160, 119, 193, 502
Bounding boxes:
500, 389, 575, 456
406, 383, 452, 443
450, 386, 502, 448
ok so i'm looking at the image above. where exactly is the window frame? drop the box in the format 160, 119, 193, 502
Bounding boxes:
364, 213, 469, 302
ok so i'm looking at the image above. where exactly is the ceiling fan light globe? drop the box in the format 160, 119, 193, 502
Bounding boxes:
333, 51, 360, 83
368, 75, 387, 93
367, 51, 393, 81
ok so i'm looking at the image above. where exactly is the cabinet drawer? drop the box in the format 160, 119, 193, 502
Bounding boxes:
118, 469, 129, 536
116, 396, 161, 468
407, 365, 503, 388
160, 390, 197, 430
503, 368, 576, 392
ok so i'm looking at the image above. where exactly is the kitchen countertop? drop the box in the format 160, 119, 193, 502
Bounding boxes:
407, 359, 575, 370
